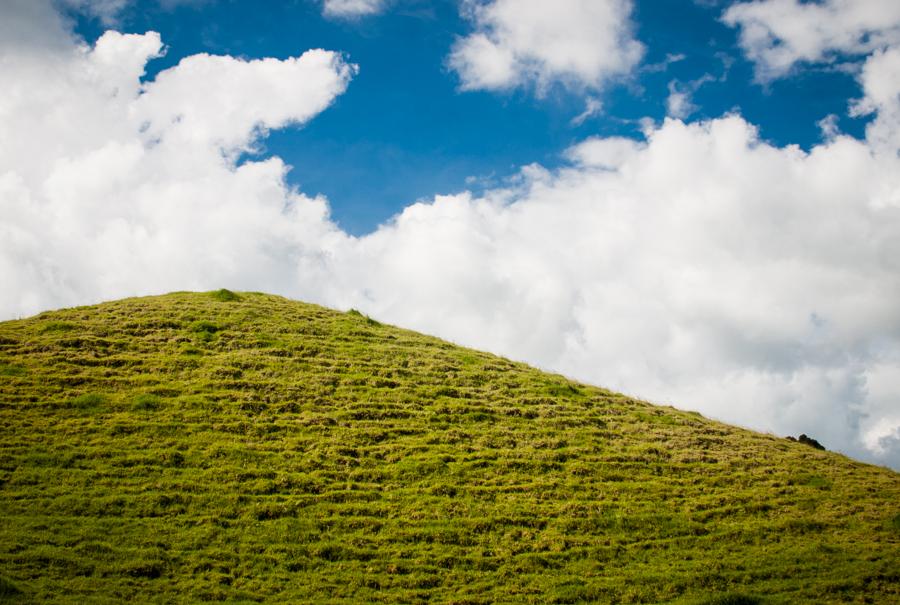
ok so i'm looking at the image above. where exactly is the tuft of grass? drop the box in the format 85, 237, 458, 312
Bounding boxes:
0, 577, 22, 601
39, 321, 75, 333
132, 393, 162, 412
0, 362, 25, 377
190, 320, 220, 333
546, 381, 583, 398
890, 512, 900, 531
68, 393, 107, 410
347, 308, 380, 326
805, 475, 832, 489
210, 289, 240, 302
789, 473, 832, 490
190, 320, 220, 342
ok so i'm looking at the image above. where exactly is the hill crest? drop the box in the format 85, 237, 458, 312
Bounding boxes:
0, 291, 898, 603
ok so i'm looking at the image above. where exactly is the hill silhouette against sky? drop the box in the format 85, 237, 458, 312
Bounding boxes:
1, 291, 898, 603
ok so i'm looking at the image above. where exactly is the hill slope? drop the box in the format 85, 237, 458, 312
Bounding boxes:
0, 291, 897, 604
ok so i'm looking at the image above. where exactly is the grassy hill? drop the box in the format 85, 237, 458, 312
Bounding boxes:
0, 291, 897, 604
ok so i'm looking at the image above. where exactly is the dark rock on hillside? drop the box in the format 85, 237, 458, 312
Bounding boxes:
786, 434, 826, 450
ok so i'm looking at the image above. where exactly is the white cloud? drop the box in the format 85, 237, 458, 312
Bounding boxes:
666, 81, 697, 119
570, 97, 603, 126
666, 72, 720, 120
135, 51, 357, 153
449, 0, 643, 93
723, 0, 900, 80
642, 52, 687, 74
0, 1, 354, 315
59, 0, 131, 24
850, 45, 900, 153
817, 113, 840, 140
2, 0, 900, 471
55, 0, 217, 24
322, 0, 384, 18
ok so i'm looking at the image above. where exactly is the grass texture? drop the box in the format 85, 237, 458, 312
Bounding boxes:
0, 291, 897, 603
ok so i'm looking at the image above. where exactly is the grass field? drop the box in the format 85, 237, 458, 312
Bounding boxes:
0, 291, 897, 603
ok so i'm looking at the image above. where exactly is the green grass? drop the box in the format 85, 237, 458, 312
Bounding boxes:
0, 291, 897, 603
68, 393, 107, 410
0, 363, 24, 378
0, 576, 22, 601
131, 393, 163, 412
698, 596, 761, 605
210, 289, 241, 303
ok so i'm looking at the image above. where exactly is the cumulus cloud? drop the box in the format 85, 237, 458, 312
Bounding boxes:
448, 0, 643, 93
322, 0, 385, 18
2, 1, 900, 470
723, 0, 900, 79
0, 0, 354, 314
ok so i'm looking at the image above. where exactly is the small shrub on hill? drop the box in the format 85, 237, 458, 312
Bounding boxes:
787, 434, 826, 450
210, 289, 240, 302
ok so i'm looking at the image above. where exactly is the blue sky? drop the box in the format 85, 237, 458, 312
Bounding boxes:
70, 0, 869, 235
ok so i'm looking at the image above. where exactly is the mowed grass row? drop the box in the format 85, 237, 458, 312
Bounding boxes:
0, 291, 897, 603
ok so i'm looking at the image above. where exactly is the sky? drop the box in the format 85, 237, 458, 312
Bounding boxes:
1, 0, 899, 469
